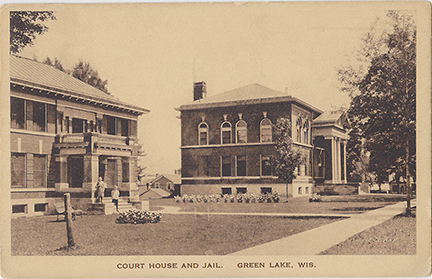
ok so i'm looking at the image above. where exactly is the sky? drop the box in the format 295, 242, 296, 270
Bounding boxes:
16, 3, 393, 175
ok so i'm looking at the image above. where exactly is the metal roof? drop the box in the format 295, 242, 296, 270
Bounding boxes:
313, 111, 344, 124
178, 83, 323, 114
10, 55, 149, 114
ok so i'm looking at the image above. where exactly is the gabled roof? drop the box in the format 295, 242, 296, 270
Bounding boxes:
10, 55, 149, 115
178, 83, 323, 114
158, 174, 181, 184
313, 111, 346, 126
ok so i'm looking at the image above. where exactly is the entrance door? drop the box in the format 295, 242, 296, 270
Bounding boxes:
67, 156, 83, 188
105, 159, 117, 187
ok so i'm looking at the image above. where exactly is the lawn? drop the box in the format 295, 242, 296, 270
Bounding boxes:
319, 212, 416, 255
11, 214, 342, 256
149, 194, 408, 215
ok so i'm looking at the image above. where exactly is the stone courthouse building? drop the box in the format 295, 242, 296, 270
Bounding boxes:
10, 55, 148, 217
178, 82, 348, 197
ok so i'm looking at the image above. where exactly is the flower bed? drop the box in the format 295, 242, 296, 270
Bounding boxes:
174, 192, 281, 204
115, 210, 162, 224
309, 193, 322, 202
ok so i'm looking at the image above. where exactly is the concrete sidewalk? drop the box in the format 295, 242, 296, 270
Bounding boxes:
230, 200, 413, 255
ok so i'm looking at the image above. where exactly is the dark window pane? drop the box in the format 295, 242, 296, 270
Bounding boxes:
261, 156, 272, 176
221, 187, 232, 195
222, 156, 231, 176
222, 130, 231, 144
236, 187, 247, 194
33, 102, 45, 132
199, 131, 208, 145
12, 204, 27, 213
11, 153, 25, 188
261, 187, 272, 194
122, 160, 129, 182
33, 155, 46, 188
34, 203, 47, 212
107, 116, 116, 135
237, 155, 246, 176
11, 97, 25, 129
121, 119, 129, 136
72, 118, 84, 133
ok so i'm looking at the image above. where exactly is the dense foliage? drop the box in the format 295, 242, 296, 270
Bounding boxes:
10, 11, 56, 54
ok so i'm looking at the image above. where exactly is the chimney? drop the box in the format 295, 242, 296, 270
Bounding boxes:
193, 81, 207, 101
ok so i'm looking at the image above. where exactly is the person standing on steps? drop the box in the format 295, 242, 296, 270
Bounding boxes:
111, 186, 120, 211
95, 177, 106, 203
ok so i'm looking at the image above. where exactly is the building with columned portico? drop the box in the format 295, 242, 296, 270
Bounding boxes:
10, 55, 149, 217
178, 82, 348, 197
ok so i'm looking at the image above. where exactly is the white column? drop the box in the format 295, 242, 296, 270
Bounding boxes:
343, 141, 347, 183
331, 137, 336, 183
336, 138, 340, 183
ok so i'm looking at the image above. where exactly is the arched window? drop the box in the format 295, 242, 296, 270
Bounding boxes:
198, 122, 209, 145
296, 117, 302, 143
260, 118, 272, 142
303, 120, 309, 144
221, 121, 232, 144
236, 120, 247, 143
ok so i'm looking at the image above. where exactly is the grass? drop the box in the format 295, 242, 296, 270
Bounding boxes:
150, 194, 408, 215
11, 214, 342, 256
319, 211, 416, 255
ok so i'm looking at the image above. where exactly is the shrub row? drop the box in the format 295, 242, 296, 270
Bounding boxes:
115, 210, 162, 224
174, 192, 281, 203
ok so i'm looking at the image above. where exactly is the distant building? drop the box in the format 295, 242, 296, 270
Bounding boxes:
177, 82, 348, 197
139, 174, 181, 199
10, 55, 149, 217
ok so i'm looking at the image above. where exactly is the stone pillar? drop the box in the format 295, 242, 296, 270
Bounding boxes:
55, 155, 69, 191
83, 155, 99, 203
116, 158, 122, 188
128, 157, 139, 202
335, 138, 340, 183
299, 164, 306, 176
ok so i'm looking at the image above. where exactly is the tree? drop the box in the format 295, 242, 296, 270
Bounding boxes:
10, 11, 56, 54
135, 140, 147, 182
271, 118, 304, 199
72, 61, 109, 93
339, 11, 415, 215
42, 57, 68, 73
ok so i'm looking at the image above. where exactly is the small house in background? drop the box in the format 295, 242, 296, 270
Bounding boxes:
138, 174, 181, 199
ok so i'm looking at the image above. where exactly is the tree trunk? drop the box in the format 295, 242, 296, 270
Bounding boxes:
405, 141, 411, 216
64, 193, 76, 248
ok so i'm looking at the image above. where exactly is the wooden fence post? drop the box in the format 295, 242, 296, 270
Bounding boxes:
64, 193, 76, 248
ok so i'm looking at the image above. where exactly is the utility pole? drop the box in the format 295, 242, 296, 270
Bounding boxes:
64, 193, 76, 248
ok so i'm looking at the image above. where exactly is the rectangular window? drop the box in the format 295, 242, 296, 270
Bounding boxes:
222, 130, 231, 144
33, 154, 47, 188
221, 187, 232, 195
221, 156, 231, 177
236, 187, 247, 194
72, 118, 84, 133
261, 156, 272, 176
236, 155, 246, 176
237, 130, 247, 143
122, 159, 130, 182
32, 101, 46, 132
261, 127, 272, 142
130, 120, 137, 137
12, 204, 27, 214
34, 203, 47, 212
11, 97, 25, 129
121, 118, 129, 136
199, 131, 208, 145
305, 187, 309, 194
261, 187, 272, 194
197, 156, 209, 177
11, 153, 25, 188
298, 187, 302, 194
106, 116, 116, 135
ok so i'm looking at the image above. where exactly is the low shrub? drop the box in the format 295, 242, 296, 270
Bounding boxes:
174, 192, 282, 204
116, 210, 162, 224
309, 193, 322, 202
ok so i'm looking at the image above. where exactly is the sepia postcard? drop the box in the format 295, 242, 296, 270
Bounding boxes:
1, 1, 430, 278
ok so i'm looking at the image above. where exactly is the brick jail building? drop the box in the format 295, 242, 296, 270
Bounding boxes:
178, 82, 348, 197
10, 55, 148, 217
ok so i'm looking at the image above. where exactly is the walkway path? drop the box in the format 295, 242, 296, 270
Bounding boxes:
231, 200, 413, 255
